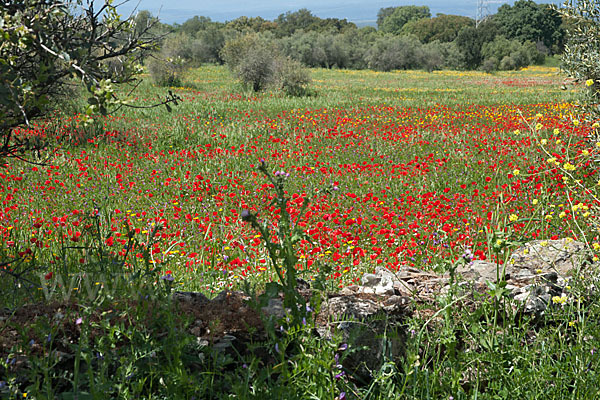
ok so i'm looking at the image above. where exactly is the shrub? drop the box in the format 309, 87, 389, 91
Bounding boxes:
481, 56, 499, 73
482, 36, 544, 70
221, 34, 275, 91
161, 33, 193, 61
443, 42, 466, 70
220, 34, 262, 70
222, 34, 311, 94
237, 45, 276, 91
147, 33, 195, 87
420, 41, 447, 72
365, 35, 423, 71
147, 56, 184, 87
499, 55, 517, 71
274, 57, 312, 96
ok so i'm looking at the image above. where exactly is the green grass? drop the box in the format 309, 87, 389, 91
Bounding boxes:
0, 65, 599, 399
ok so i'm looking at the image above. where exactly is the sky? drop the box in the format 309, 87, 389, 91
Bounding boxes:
117, 0, 563, 25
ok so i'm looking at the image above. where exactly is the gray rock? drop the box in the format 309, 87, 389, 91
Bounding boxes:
457, 259, 501, 284
508, 239, 586, 276
317, 293, 411, 381
360, 267, 397, 295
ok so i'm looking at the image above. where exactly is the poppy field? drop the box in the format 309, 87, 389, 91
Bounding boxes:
4, 64, 600, 399
1, 65, 597, 298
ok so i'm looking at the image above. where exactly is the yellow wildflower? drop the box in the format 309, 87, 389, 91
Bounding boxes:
552, 295, 567, 305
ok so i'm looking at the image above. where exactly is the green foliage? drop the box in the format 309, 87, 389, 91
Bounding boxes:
364, 36, 460, 72
0, 1, 176, 160
379, 6, 431, 35
401, 14, 475, 43
421, 41, 451, 72
162, 6, 555, 75
366, 35, 424, 71
377, 7, 397, 29
455, 22, 499, 69
222, 34, 312, 93
179, 15, 217, 37
482, 36, 545, 71
222, 35, 277, 91
274, 8, 355, 37
481, 56, 500, 73
559, 0, 600, 109
240, 162, 310, 319
274, 8, 320, 37
226, 16, 277, 34
274, 57, 312, 96
189, 27, 227, 64
147, 33, 193, 86
237, 45, 276, 92
220, 34, 261, 71
147, 57, 184, 87
279, 30, 368, 69
494, 0, 564, 54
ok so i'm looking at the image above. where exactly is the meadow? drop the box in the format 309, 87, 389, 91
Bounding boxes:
2, 65, 600, 398
1, 65, 588, 293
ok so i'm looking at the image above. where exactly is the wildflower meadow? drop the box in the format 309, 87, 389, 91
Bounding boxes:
2, 64, 600, 398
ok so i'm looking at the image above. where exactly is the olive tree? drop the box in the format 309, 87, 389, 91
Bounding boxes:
0, 0, 178, 161
560, 0, 600, 91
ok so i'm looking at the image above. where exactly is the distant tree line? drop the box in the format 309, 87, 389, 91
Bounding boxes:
144, 0, 565, 87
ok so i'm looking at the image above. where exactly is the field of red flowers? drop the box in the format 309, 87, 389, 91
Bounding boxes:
1, 66, 597, 294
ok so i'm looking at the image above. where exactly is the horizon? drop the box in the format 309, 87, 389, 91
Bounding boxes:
117, 0, 563, 25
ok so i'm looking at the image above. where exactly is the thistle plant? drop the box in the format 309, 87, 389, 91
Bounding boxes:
241, 161, 310, 323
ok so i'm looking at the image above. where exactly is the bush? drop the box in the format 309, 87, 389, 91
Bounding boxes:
420, 41, 448, 72
161, 33, 193, 61
365, 35, 423, 71
192, 28, 226, 64
481, 36, 544, 70
221, 34, 262, 70
147, 56, 184, 87
443, 42, 466, 70
0, 1, 175, 158
481, 56, 499, 73
274, 57, 311, 96
222, 34, 311, 94
147, 33, 195, 87
237, 45, 276, 91
499, 55, 517, 71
